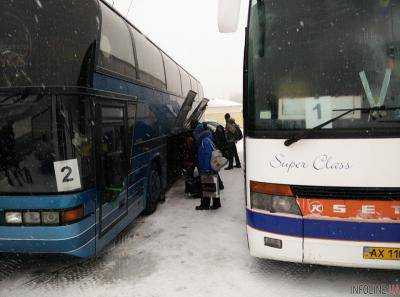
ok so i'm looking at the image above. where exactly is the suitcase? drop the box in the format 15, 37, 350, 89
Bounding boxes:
185, 176, 201, 198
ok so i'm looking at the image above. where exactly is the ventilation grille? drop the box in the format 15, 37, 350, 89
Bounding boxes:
291, 185, 400, 200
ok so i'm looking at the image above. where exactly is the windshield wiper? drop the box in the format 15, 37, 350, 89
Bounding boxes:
284, 106, 400, 147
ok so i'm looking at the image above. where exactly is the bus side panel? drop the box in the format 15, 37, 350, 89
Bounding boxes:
95, 201, 143, 254
133, 97, 168, 194
94, 72, 183, 192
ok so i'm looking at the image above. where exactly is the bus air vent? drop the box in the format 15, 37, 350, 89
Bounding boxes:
291, 186, 400, 200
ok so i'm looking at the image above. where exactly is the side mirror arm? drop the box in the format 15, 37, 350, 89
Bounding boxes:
218, 0, 242, 33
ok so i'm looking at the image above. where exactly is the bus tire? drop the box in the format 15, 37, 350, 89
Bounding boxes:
143, 164, 161, 215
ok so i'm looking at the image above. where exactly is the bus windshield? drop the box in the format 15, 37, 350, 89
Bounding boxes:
0, 93, 93, 194
0, 1, 99, 88
247, 0, 400, 134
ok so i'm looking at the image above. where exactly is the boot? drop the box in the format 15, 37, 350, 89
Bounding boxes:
195, 197, 210, 210
210, 198, 221, 210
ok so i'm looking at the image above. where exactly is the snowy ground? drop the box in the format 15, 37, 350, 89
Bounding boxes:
0, 143, 398, 297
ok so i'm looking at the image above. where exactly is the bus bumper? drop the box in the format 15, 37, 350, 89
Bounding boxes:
247, 209, 400, 269
303, 238, 400, 270
0, 214, 96, 258
248, 225, 400, 269
247, 225, 303, 263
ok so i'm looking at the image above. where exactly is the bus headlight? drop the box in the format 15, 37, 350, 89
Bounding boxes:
251, 192, 272, 211
250, 181, 301, 215
42, 212, 60, 225
5, 212, 23, 225
23, 212, 41, 225
272, 196, 300, 214
3, 206, 83, 226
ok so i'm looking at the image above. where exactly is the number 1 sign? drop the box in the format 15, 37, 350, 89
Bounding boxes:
305, 97, 333, 129
53, 159, 82, 192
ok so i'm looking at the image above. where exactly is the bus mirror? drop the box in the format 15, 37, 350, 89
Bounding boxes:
218, 0, 241, 33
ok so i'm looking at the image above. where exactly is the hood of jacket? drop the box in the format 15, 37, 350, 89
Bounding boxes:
193, 124, 213, 143
199, 130, 213, 142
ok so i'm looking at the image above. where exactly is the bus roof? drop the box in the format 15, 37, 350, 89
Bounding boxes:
99, 0, 202, 86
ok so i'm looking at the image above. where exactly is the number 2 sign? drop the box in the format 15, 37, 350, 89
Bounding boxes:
53, 159, 82, 192
305, 97, 333, 129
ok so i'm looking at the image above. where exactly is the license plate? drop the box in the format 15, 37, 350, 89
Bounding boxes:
363, 247, 400, 260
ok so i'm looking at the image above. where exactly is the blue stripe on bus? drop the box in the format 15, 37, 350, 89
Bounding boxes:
246, 209, 400, 243
0, 189, 96, 213
246, 209, 303, 238
303, 218, 400, 243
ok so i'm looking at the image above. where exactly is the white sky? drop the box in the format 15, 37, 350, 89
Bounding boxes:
104, 0, 249, 101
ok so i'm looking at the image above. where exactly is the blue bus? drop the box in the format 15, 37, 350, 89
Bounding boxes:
0, 0, 206, 258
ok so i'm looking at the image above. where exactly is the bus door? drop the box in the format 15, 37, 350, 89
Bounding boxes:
174, 90, 197, 130
185, 98, 209, 128
94, 100, 130, 237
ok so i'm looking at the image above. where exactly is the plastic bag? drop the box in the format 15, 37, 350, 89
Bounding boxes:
210, 149, 228, 172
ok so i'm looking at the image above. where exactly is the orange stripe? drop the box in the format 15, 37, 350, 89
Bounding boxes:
297, 198, 400, 220
250, 181, 293, 196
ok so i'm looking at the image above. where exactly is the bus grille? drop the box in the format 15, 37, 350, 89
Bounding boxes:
291, 185, 400, 200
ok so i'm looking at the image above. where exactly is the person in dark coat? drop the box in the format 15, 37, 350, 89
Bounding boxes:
182, 133, 199, 196
213, 125, 228, 158
225, 113, 241, 170
212, 125, 227, 190
194, 124, 221, 210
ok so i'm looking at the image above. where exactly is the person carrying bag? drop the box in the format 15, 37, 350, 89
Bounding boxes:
210, 147, 228, 172
224, 113, 242, 170
194, 124, 223, 210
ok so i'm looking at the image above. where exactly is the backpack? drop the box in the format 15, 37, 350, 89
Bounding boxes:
233, 124, 243, 141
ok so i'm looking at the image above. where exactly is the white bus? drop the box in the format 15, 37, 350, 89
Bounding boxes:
219, 0, 400, 269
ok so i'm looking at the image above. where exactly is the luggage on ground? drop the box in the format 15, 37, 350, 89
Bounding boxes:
185, 176, 201, 198
201, 174, 220, 199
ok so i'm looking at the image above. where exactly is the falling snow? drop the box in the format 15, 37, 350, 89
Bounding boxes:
34, 0, 43, 9
0, 143, 397, 297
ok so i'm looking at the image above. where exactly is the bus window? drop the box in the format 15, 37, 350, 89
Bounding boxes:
0, 1, 99, 88
248, 0, 400, 132
180, 68, 192, 98
131, 28, 167, 90
99, 3, 136, 79
99, 107, 125, 193
163, 54, 183, 96
0, 94, 94, 194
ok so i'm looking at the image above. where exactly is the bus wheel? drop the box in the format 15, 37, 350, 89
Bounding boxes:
144, 164, 161, 215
